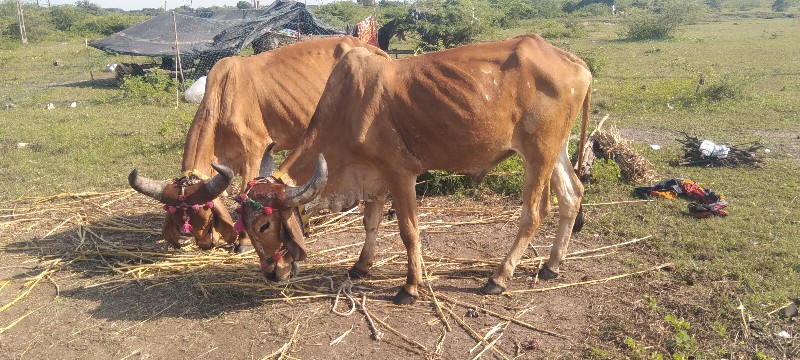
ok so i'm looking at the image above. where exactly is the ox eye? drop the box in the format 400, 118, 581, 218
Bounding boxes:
259, 222, 271, 233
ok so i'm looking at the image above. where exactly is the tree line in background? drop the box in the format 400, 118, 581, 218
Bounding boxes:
1, 0, 796, 49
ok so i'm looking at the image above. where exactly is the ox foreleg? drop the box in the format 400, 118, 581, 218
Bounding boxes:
389, 176, 422, 305
349, 196, 387, 279
481, 163, 551, 295
539, 142, 584, 279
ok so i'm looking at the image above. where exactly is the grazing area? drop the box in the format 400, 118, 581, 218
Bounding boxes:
1, 5, 799, 360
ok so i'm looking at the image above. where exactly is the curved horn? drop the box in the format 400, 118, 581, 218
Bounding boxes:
128, 168, 168, 201
258, 142, 277, 177
204, 163, 234, 198
284, 154, 328, 208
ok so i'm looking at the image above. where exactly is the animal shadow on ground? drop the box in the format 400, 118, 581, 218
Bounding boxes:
0, 192, 401, 323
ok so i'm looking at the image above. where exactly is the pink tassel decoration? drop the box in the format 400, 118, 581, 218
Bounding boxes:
234, 219, 245, 233
181, 221, 193, 234
205, 201, 214, 209
167, 206, 178, 214
191, 204, 201, 212
178, 195, 186, 201
264, 207, 273, 215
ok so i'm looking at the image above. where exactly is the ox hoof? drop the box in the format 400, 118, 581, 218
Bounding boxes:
392, 287, 417, 305
347, 266, 370, 279
536, 265, 559, 280
479, 278, 506, 295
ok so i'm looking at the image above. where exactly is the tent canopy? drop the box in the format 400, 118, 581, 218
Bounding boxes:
90, 0, 344, 58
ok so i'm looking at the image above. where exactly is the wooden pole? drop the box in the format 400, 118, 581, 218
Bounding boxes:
172, 11, 182, 108
85, 39, 94, 82
16, 0, 28, 45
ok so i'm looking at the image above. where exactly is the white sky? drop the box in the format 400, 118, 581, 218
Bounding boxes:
36, 0, 335, 11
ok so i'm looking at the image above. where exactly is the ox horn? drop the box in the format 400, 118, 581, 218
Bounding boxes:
284, 154, 328, 208
204, 163, 234, 197
258, 142, 277, 177
128, 168, 168, 201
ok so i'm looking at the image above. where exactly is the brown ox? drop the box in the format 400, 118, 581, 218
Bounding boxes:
237, 35, 592, 305
128, 36, 389, 251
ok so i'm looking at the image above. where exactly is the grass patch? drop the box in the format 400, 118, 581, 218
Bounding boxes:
1, 9, 799, 359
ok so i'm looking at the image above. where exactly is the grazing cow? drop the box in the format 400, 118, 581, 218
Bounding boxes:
237, 35, 592, 304
128, 36, 390, 251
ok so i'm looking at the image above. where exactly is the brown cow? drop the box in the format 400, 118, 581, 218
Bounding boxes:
237, 35, 592, 305
128, 36, 390, 251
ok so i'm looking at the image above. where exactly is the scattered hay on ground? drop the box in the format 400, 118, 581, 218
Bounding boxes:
1, 189, 668, 353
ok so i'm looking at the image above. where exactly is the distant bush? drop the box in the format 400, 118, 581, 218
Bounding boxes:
75, 12, 144, 35
620, 0, 706, 40
119, 71, 181, 106
576, 49, 606, 76
483, 156, 524, 197
415, 156, 526, 198
532, 19, 587, 39
411, 0, 500, 51
415, 170, 474, 196
312, 1, 371, 28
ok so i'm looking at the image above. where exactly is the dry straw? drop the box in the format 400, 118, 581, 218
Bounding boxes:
594, 125, 656, 184
2, 189, 669, 352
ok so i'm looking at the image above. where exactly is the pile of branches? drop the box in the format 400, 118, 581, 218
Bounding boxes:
595, 126, 656, 183
577, 115, 655, 184
672, 131, 765, 167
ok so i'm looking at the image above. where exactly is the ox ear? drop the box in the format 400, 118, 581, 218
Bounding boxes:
162, 215, 182, 249
258, 142, 277, 177
280, 209, 307, 262
210, 198, 238, 245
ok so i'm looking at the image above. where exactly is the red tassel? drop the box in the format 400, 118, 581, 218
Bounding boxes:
205, 201, 214, 209
264, 207, 273, 215
181, 221, 193, 234
234, 219, 245, 233
191, 204, 201, 212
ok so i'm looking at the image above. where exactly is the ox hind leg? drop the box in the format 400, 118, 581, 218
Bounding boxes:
537, 140, 584, 280
348, 195, 388, 279
481, 156, 553, 295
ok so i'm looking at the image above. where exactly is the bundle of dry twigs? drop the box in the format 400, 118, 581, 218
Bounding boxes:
593, 126, 656, 184
672, 131, 765, 167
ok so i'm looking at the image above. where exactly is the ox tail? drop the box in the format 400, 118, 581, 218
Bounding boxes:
573, 82, 592, 178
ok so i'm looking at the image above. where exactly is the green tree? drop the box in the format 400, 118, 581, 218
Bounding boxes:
410, 0, 500, 51
236, 1, 253, 9
48, 5, 89, 32
771, 0, 789, 11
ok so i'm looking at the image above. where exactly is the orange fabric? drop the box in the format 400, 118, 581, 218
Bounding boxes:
357, 16, 379, 47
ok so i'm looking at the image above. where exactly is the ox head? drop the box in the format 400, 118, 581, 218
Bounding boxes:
235, 144, 327, 281
128, 163, 238, 250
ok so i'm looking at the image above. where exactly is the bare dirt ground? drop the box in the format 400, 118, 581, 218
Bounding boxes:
0, 190, 782, 359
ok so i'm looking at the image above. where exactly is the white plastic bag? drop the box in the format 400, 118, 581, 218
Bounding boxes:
184, 76, 207, 104
699, 140, 730, 159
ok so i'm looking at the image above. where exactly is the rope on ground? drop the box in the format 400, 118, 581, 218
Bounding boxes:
331, 278, 356, 316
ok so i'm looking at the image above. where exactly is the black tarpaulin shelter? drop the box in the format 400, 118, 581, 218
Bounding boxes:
90, 0, 344, 67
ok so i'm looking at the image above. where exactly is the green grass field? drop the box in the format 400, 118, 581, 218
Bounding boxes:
1, 8, 798, 358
